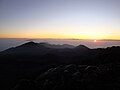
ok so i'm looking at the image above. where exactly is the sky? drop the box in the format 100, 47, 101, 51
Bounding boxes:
0, 0, 120, 39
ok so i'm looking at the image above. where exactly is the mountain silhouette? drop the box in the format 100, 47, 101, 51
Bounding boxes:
75, 45, 89, 50
38, 42, 75, 49
0, 42, 120, 90
0, 41, 120, 64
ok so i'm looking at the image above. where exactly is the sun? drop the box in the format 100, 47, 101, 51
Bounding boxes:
94, 40, 97, 42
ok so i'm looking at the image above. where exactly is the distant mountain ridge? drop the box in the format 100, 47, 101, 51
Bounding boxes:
0, 42, 89, 62
5, 41, 75, 50
0, 41, 78, 54
0, 42, 120, 90
38, 42, 75, 49
0, 41, 120, 64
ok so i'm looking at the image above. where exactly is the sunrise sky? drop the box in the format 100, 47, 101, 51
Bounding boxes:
0, 0, 120, 39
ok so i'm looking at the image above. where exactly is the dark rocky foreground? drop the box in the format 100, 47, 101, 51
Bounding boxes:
13, 64, 120, 90
0, 42, 120, 90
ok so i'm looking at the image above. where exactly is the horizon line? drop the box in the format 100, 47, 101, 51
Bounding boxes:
0, 38, 120, 41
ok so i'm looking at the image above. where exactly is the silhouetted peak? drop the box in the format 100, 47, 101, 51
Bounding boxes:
22, 41, 37, 46
18, 41, 39, 47
75, 45, 89, 50
16, 41, 41, 49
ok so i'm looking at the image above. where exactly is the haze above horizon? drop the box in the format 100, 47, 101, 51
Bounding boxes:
0, 0, 120, 39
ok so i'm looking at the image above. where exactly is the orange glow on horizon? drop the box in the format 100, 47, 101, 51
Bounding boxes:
0, 32, 120, 40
